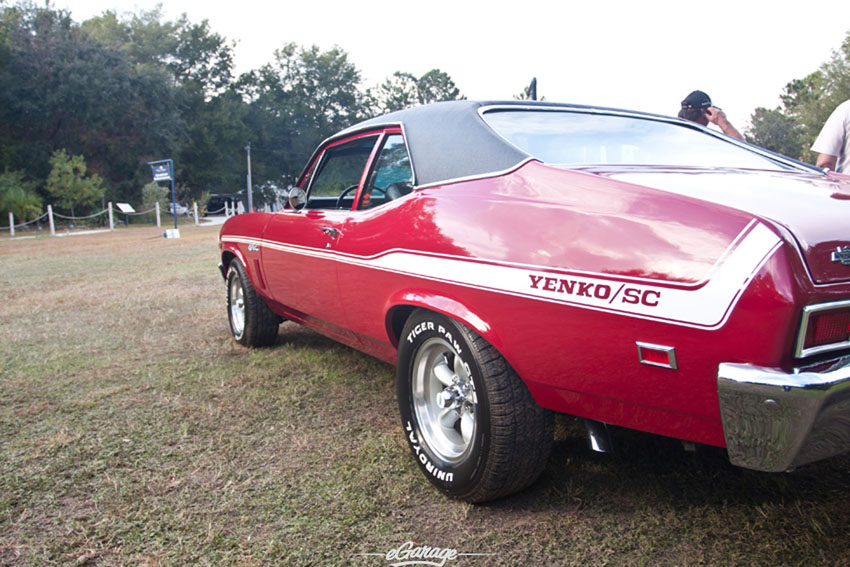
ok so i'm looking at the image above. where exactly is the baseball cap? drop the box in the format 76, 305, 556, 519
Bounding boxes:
681, 90, 712, 109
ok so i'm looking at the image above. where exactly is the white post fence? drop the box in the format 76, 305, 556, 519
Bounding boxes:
5, 199, 213, 240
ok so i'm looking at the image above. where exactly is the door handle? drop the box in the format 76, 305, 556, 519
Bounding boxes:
320, 227, 341, 239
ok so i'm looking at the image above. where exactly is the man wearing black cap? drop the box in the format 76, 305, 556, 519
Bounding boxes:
678, 90, 743, 140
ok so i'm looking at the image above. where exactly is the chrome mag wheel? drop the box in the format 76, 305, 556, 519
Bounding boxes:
412, 337, 478, 464
228, 271, 246, 338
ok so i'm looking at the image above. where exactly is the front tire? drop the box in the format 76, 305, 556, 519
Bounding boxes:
226, 259, 279, 347
397, 310, 553, 502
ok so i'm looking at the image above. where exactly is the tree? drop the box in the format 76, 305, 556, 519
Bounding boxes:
0, 169, 41, 220
751, 30, 850, 163
744, 107, 803, 159
45, 149, 105, 215
369, 69, 463, 115
0, 3, 182, 203
82, 7, 235, 98
415, 69, 462, 105
370, 71, 419, 113
236, 43, 368, 187
141, 180, 168, 210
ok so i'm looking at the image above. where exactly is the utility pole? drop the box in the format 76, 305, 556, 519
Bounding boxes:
245, 142, 253, 212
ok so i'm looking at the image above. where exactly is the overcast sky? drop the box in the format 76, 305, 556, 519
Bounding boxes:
55, 0, 850, 130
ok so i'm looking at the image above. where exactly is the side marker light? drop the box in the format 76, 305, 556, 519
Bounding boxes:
636, 342, 678, 370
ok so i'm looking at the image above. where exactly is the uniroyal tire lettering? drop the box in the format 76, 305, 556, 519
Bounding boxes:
405, 421, 454, 483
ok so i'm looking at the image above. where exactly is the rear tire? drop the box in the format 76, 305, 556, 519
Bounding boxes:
226, 259, 279, 347
397, 309, 553, 502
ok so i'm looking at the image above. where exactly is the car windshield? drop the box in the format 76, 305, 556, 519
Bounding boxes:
482, 109, 793, 171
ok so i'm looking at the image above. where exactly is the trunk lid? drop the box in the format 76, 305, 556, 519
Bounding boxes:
583, 167, 850, 285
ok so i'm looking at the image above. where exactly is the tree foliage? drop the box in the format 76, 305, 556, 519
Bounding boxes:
0, 1, 466, 213
744, 107, 803, 159
45, 149, 105, 215
82, 7, 235, 97
369, 69, 463, 114
0, 2, 181, 203
141, 180, 168, 210
0, 169, 41, 220
236, 43, 369, 187
748, 30, 850, 162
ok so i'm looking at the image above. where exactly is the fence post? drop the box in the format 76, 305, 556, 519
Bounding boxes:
155, 202, 161, 227
108, 202, 114, 230
48, 205, 55, 236
224, 202, 229, 217
8, 212, 14, 238
193, 201, 199, 225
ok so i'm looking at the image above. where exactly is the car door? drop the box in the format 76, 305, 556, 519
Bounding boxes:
331, 131, 416, 357
261, 132, 380, 341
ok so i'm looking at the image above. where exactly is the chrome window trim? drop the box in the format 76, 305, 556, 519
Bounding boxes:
477, 104, 814, 173
636, 342, 678, 370
413, 157, 537, 191
795, 299, 850, 358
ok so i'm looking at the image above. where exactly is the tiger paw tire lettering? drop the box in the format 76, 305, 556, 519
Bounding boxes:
397, 309, 554, 503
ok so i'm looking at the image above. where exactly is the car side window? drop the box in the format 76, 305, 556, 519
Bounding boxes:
307, 135, 378, 209
358, 134, 414, 210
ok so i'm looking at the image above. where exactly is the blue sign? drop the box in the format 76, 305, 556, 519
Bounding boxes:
151, 163, 172, 181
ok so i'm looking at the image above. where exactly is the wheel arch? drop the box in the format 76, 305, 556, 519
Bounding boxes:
384, 290, 500, 352
219, 246, 251, 282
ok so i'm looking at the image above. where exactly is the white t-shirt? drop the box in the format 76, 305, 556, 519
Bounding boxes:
812, 100, 850, 174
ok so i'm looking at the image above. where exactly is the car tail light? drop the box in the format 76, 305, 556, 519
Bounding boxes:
796, 300, 850, 358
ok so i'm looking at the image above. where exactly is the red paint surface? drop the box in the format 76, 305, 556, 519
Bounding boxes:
220, 135, 850, 448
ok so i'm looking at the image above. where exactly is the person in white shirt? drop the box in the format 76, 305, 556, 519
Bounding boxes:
812, 100, 850, 174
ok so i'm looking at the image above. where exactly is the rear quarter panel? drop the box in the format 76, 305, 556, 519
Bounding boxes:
337, 161, 808, 446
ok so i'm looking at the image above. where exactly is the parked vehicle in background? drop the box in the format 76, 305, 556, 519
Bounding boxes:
169, 202, 189, 216
218, 100, 850, 502
207, 193, 240, 215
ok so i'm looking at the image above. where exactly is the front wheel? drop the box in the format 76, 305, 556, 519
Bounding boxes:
226, 259, 280, 347
397, 310, 553, 502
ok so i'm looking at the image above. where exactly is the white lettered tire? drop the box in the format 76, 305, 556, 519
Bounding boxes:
397, 309, 553, 502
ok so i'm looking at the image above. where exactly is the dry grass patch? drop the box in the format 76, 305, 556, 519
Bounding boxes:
2, 224, 850, 566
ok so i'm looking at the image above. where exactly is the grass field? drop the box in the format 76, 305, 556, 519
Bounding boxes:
2, 224, 850, 566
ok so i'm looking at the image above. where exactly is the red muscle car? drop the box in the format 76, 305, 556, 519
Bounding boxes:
219, 101, 850, 502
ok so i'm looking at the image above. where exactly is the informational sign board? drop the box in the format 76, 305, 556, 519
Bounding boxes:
151, 163, 172, 181
115, 202, 135, 213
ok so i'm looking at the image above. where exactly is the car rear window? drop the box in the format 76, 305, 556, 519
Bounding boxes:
482, 109, 791, 171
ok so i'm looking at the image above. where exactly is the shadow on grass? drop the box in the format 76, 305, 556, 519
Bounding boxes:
270, 323, 850, 518
487, 418, 850, 514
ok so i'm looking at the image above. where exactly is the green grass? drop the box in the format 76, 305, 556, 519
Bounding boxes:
2, 224, 850, 566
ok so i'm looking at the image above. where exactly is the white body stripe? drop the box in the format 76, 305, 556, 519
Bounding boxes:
222, 221, 782, 330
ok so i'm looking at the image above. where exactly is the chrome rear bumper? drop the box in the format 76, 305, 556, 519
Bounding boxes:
717, 356, 850, 472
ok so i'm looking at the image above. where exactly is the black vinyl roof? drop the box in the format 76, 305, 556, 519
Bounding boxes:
339, 100, 535, 187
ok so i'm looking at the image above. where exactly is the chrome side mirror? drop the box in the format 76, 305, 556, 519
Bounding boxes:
287, 187, 307, 211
